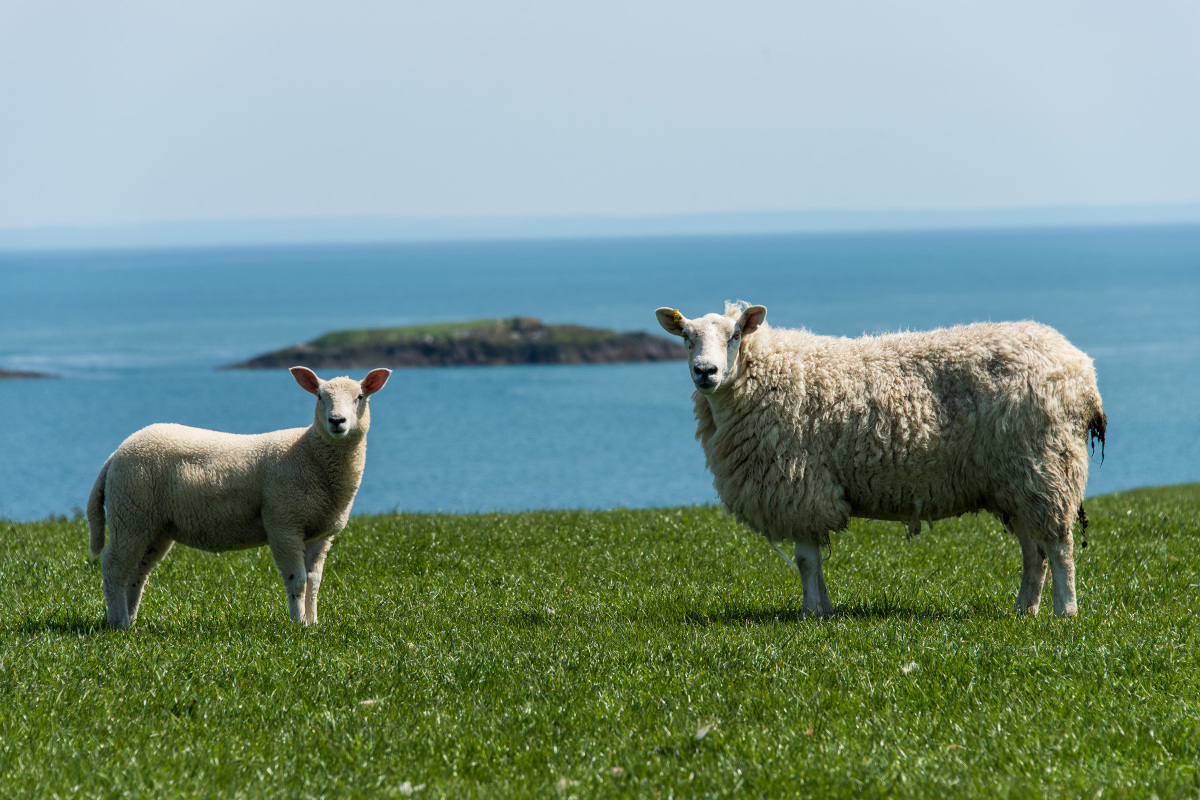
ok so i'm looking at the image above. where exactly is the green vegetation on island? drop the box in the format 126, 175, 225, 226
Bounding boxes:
225, 317, 685, 370
3, 485, 1199, 797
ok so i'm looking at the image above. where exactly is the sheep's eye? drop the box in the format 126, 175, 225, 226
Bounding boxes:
357, 394, 364, 403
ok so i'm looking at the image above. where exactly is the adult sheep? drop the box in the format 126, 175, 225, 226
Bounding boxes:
87, 367, 392, 629
655, 302, 1105, 617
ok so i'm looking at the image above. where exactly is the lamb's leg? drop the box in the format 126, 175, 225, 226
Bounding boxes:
1044, 534, 1078, 617
303, 538, 333, 625
794, 541, 831, 617
268, 535, 308, 624
101, 541, 137, 630
126, 536, 174, 624
1015, 530, 1048, 616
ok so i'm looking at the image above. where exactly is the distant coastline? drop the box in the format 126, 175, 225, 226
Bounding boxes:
224, 317, 685, 370
4, 205, 1200, 252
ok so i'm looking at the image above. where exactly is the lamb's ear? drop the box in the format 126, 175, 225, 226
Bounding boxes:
655, 307, 688, 337
290, 366, 322, 395
738, 305, 767, 334
361, 368, 392, 397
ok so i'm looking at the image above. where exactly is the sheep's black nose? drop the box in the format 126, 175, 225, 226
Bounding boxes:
328, 416, 346, 426
694, 364, 718, 378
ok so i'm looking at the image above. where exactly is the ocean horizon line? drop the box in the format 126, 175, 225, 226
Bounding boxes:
3, 203, 1200, 253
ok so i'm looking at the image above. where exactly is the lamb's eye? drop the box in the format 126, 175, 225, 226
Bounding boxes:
357, 394, 364, 403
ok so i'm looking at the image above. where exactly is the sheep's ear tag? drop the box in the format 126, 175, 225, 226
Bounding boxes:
672, 309, 682, 323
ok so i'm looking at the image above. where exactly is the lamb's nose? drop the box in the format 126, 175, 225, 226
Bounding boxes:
328, 416, 346, 426
694, 364, 718, 378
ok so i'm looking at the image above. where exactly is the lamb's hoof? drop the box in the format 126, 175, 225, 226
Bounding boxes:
1015, 602, 1040, 617
1053, 604, 1078, 618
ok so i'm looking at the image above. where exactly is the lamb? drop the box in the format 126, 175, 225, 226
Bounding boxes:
655, 302, 1105, 618
87, 366, 392, 629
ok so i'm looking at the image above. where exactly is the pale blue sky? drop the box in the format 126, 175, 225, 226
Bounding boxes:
2, 1, 1198, 231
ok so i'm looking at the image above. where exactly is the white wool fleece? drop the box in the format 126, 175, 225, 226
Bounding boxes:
657, 302, 1104, 618
87, 367, 392, 629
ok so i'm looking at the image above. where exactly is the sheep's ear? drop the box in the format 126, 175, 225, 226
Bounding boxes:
290, 366, 322, 395
738, 305, 767, 334
655, 307, 688, 337
361, 368, 392, 397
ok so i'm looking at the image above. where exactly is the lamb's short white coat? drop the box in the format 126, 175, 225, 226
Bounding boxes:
87, 367, 391, 629
656, 303, 1105, 617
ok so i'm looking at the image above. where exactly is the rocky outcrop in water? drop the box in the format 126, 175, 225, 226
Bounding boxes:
0, 368, 56, 379
224, 317, 685, 370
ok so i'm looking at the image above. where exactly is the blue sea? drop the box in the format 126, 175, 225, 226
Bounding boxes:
1, 226, 1198, 522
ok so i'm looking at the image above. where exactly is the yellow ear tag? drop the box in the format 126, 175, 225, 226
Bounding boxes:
672, 309, 682, 323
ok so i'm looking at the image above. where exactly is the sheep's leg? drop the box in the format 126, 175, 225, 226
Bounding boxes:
101, 541, 137, 630
1044, 535, 1078, 617
126, 536, 174, 624
268, 536, 308, 624
794, 541, 831, 617
1015, 531, 1048, 616
303, 538, 333, 625
815, 552, 833, 616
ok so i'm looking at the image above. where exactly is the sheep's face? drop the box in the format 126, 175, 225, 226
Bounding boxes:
291, 367, 393, 441
655, 304, 766, 394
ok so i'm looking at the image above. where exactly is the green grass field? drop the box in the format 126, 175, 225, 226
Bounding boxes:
3, 486, 1198, 798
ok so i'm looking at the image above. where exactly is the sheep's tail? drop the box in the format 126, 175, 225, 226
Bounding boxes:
87, 456, 112, 559
1077, 380, 1103, 549
1076, 370, 1106, 464
1087, 407, 1107, 464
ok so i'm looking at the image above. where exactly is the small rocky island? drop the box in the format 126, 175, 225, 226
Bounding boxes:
0, 368, 56, 379
225, 317, 685, 370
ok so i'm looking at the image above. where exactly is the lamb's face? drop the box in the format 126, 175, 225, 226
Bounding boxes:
319, 377, 369, 439
655, 305, 767, 394
290, 367, 393, 441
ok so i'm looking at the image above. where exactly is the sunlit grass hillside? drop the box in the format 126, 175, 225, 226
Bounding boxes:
2, 486, 1198, 798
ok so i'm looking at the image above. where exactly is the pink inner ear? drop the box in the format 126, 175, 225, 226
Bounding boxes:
290, 367, 321, 395
361, 368, 392, 396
